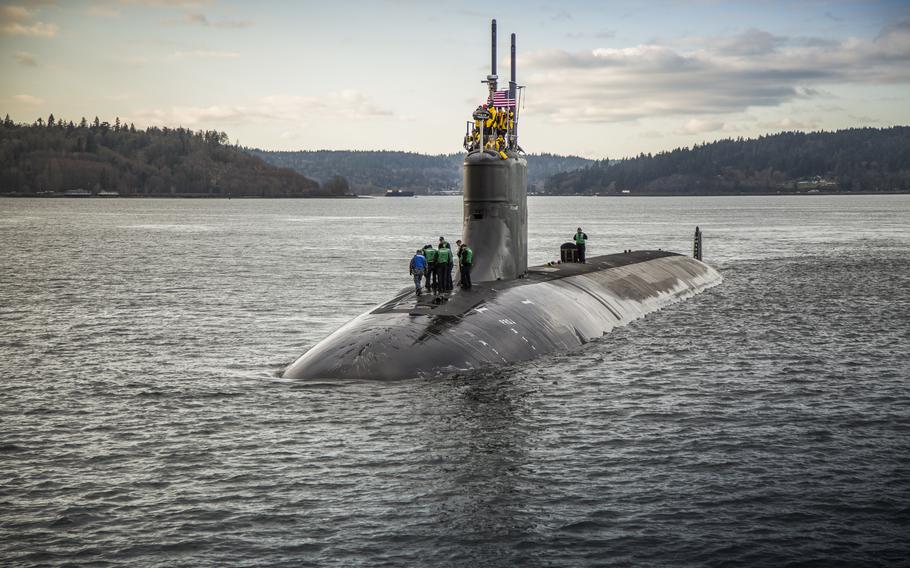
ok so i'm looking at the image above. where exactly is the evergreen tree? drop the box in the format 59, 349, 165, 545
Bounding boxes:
542, 127, 910, 195
0, 120, 321, 197
323, 175, 350, 196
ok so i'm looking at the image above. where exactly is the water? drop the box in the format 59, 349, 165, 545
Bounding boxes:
1, 195, 909, 566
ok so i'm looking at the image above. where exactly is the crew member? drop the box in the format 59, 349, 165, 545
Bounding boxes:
456, 239, 473, 289
436, 241, 453, 292
440, 238, 454, 291
423, 244, 437, 292
409, 249, 427, 295
574, 227, 588, 263
445, 243, 455, 291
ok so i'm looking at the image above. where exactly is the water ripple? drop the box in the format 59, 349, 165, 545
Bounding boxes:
1, 196, 909, 566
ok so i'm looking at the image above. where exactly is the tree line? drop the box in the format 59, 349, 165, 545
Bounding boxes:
545, 127, 910, 195
250, 149, 593, 194
0, 114, 324, 197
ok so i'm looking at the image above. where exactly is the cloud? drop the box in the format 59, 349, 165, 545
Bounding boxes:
519, 20, 910, 124
757, 117, 818, 131
847, 114, 880, 124
173, 49, 240, 59
676, 118, 724, 135
0, 4, 59, 36
183, 11, 206, 24
132, 90, 393, 128
14, 51, 37, 66
13, 94, 45, 105
263, 90, 394, 120
172, 11, 251, 28
802, 37, 839, 49
108, 49, 241, 65
711, 28, 786, 56
118, 0, 212, 6
88, 5, 122, 17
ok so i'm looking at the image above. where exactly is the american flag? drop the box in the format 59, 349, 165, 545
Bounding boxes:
491, 89, 516, 108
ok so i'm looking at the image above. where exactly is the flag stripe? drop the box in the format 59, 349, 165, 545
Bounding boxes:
491, 89, 516, 107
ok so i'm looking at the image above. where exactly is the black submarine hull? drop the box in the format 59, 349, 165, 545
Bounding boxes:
282, 250, 722, 380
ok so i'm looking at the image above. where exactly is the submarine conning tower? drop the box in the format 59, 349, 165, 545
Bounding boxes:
462, 19, 528, 282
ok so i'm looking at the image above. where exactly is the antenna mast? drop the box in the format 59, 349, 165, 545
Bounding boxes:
487, 19, 498, 102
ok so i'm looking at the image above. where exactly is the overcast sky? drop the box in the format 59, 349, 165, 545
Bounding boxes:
2, 0, 909, 158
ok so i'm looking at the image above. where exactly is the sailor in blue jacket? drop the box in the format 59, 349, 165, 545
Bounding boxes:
409, 249, 427, 295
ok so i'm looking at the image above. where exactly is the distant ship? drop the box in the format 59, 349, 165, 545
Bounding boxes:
282, 19, 721, 380
385, 189, 415, 197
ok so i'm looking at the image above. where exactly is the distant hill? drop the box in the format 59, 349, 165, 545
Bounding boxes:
250, 149, 594, 194
0, 115, 322, 197
546, 127, 910, 195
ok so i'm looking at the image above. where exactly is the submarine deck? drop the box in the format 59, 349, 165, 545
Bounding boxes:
283, 249, 719, 380
375, 250, 681, 318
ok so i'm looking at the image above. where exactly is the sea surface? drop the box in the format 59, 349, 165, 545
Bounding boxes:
1, 195, 909, 567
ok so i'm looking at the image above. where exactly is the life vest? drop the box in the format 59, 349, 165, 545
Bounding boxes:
424, 248, 437, 263
437, 247, 451, 263
575, 232, 586, 245
463, 247, 473, 264
485, 106, 498, 129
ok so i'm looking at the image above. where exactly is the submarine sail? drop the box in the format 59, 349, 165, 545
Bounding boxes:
281, 20, 722, 381
462, 19, 527, 282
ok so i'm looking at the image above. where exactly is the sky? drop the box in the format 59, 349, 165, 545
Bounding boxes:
2, 0, 909, 159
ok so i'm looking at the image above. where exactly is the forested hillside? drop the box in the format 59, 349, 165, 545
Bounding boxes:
251, 149, 593, 194
0, 115, 322, 197
545, 127, 910, 195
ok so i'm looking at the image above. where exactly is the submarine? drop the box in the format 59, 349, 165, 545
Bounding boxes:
282, 20, 722, 381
